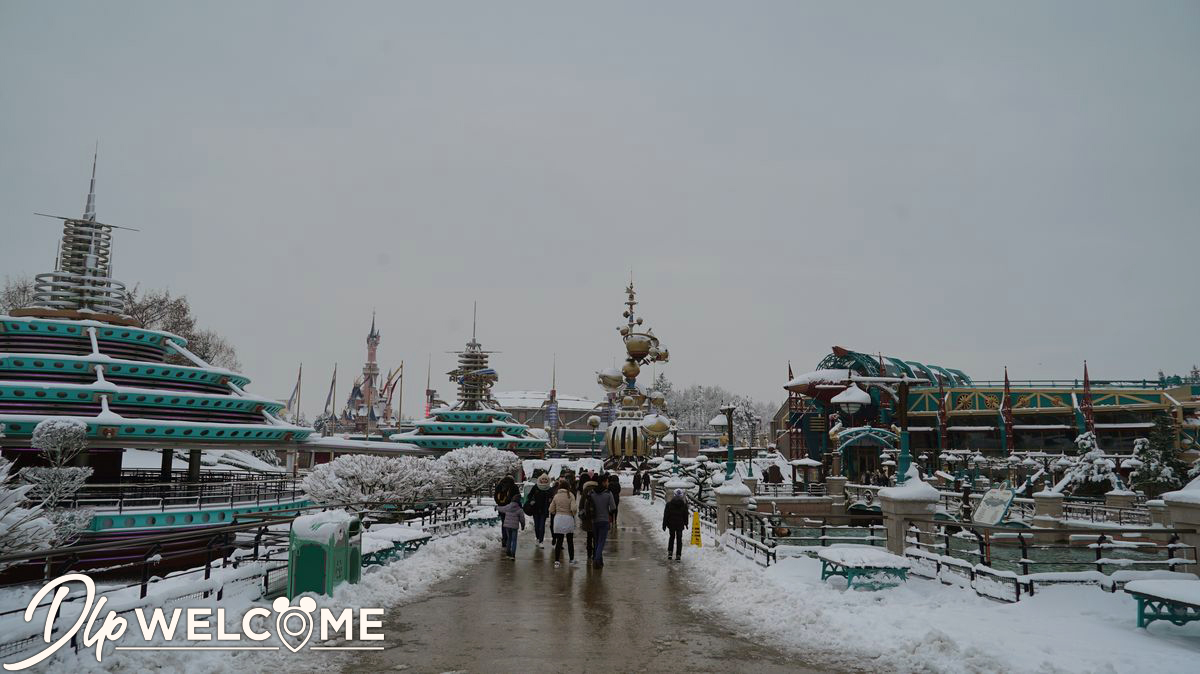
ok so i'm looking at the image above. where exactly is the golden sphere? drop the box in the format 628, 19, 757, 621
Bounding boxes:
621, 360, 641, 379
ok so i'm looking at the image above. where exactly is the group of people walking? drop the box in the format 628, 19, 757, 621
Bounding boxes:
630, 468, 654, 495
493, 468, 693, 566
493, 469, 622, 567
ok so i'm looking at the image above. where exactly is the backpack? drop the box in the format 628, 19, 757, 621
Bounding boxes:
580, 490, 596, 521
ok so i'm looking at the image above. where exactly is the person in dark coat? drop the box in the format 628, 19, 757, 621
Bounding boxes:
607, 473, 621, 523
632, 471, 642, 494
662, 488, 689, 561
579, 481, 597, 560
528, 474, 554, 547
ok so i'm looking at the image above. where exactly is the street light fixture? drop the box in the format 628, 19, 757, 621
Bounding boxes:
670, 419, 680, 476
587, 414, 600, 459
718, 403, 736, 480
832, 383, 870, 416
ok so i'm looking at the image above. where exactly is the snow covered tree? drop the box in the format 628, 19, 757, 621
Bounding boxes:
1056, 432, 1122, 496
0, 457, 54, 571
436, 445, 519, 502
251, 448, 281, 467
1131, 412, 1185, 497
31, 418, 88, 469
23, 418, 95, 545
302, 454, 436, 511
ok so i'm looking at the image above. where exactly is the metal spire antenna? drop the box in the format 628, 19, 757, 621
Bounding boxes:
22, 149, 140, 319
83, 143, 98, 222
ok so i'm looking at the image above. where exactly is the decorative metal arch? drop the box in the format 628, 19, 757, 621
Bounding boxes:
835, 426, 899, 455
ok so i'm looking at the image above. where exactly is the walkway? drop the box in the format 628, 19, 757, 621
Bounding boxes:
347, 504, 816, 673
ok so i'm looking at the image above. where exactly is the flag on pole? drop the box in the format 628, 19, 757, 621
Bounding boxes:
284, 364, 302, 423
1080, 361, 1096, 436
1000, 367, 1014, 453
322, 364, 337, 418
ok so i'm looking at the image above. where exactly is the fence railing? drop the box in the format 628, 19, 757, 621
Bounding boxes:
903, 519, 1197, 602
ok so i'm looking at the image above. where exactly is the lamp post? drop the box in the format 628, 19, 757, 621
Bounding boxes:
671, 419, 680, 476
587, 414, 600, 459
896, 379, 912, 484
720, 403, 736, 480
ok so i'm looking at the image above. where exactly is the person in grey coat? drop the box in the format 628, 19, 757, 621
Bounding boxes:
497, 498, 525, 559
589, 474, 617, 566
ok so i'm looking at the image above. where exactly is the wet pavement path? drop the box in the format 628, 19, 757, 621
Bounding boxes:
347, 505, 816, 673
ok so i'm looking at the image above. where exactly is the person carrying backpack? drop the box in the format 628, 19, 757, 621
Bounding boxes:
589, 474, 617, 567
579, 481, 596, 560
662, 488, 689, 561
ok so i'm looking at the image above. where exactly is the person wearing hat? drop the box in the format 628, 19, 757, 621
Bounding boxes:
527, 473, 555, 548
662, 488, 689, 562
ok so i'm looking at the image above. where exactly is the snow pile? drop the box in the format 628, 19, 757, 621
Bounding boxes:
714, 473, 751, 497
1162, 473, 1200, 505
291, 509, 356, 543
878, 467, 939, 502
627, 497, 1200, 673
784, 369, 853, 390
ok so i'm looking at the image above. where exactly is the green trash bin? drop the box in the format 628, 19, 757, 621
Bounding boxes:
288, 510, 363, 598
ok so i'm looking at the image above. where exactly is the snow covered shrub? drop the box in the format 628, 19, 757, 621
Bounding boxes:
0, 457, 54, 570
302, 454, 440, 511
391, 456, 442, 503
436, 446, 519, 502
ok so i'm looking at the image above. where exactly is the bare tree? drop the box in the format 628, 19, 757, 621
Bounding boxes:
126, 286, 241, 370
1, 275, 36, 314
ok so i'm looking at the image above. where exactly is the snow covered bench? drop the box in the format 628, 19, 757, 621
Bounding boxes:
1123, 580, 1200, 628
467, 510, 500, 526
361, 525, 433, 566
818, 544, 911, 589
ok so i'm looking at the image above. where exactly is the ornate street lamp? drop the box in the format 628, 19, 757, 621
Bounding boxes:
832, 383, 870, 416
719, 404, 736, 480
670, 419, 680, 476
587, 414, 601, 459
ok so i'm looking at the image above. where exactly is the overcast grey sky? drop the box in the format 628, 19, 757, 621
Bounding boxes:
2, 1, 1197, 415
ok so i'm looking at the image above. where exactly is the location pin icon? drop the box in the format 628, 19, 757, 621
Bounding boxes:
273, 596, 316, 652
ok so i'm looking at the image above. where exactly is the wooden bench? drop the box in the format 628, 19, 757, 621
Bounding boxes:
818, 544, 911, 590
1123, 580, 1200, 628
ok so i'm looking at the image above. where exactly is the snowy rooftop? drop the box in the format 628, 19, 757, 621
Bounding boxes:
492, 390, 603, 411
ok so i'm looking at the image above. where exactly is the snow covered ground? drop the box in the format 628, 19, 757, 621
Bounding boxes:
626, 497, 1200, 673
8, 523, 498, 673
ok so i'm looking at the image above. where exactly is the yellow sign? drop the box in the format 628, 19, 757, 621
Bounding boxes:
690, 510, 702, 547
